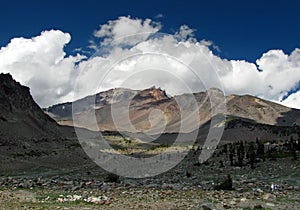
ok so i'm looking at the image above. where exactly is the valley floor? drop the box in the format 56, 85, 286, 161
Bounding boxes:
1, 138, 300, 210
0, 153, 299, 210
0, 185, 299, 209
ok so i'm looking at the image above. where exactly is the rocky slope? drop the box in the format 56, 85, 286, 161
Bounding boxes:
0, 73, 299, 173
46, 86, 300, 134
0, 138, 299, 209
0, 74, 299, 210
226, 94, 300, 126
0, 73, 96, 174
0, 73, 63, 141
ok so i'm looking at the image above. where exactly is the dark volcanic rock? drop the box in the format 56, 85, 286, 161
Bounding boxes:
0, 73, 97, 174
0, 73, 61, 140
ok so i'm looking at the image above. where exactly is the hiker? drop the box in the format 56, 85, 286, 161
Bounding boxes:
271, 183, 279, 191
271, 183, 275, 191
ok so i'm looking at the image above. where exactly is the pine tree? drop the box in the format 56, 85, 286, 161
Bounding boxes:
219, 160, 224, 168
256, 138, 265, 157
297, 134, 300, 151
290, 136, 297, 160
223, 144, 228, 155
229, 143, 235, 166
237, 141, 245, 166
248, 142, 256, 169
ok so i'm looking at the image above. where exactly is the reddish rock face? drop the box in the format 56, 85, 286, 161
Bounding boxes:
149, 87, 167, 101
46, 83, 300, 134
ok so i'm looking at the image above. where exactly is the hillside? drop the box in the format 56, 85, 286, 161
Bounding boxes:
46, 86, 300, 134
0, 73, 95, 174
0, 73, 63, 141
1, 73, 299, 173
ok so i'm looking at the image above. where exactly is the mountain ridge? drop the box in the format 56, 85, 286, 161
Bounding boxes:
0, 73, 98, 175
0, 73, 299, 174
0, 73, 63, 141
45, 86, 300, 133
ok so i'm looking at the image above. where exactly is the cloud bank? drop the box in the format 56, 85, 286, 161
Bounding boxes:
0, 16, 300, 109
0, 30, 85, 106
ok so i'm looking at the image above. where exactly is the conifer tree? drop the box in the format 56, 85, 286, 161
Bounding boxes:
229, 143, 235, 166
237, 141, 245, 166
248, 142, 256, 169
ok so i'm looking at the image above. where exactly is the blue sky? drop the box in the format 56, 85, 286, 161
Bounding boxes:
1, 0, 300, 108
1, 0, 299, 62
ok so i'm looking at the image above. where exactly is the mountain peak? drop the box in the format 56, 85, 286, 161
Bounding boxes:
139, 86, 168, 101
148, 86, 168, 101
0, 73, 32, 111
0, 73, 13, 81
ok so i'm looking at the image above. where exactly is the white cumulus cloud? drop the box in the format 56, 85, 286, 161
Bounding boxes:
93, 16, 161, 47
0, 30, 85, 107
1, 16, 300, 110
281, 91, 300, 109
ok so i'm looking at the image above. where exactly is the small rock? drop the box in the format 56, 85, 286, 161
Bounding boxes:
223, 202, 231, 209
145, 183, 160, 188
256, 188, 264, 193
104, 200, 110, 205
162, 183, 171, 189
199, 204, 213, 210
254, 204, 263, 209
240, 197, 247, 202
85, 181, 92, 186
71, 186, 80, 191
266, 202, 275, 207
262, 193, 272, 200
229, 200, 237, 205
101, 183, 111, 191
101, 195, 108, 201
73, 195, 82, 200
173, 184, 182, 190
87, 196, 102, 204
